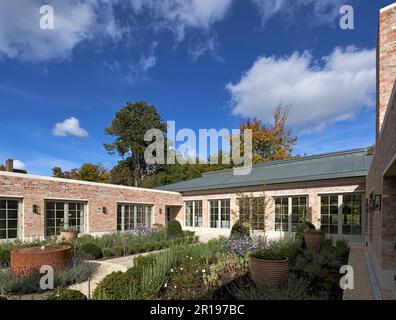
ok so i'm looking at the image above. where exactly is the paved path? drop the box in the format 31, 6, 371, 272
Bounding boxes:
343, 243, 394, 300
343, 244, 374, 300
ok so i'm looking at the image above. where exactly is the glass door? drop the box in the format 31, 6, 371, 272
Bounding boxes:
320, 193, 363, 240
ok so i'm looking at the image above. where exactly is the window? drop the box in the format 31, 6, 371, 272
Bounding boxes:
274, 197, 289, 232
238, 197, 265, 231
209, 199, 230, 229
117, 204, 153, 231
274, 196, 308, 232
320, 193, 363, 236
0, 199, 19, 240
342, 194, 362, 235
45, 201, 85, 236
291, 196, 308, 232
185, 201, 203, 227
320, 195, 339, 235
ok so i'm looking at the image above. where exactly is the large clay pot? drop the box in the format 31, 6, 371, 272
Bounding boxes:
304, 231, 325, 253
11, 245, 72, 277
60, 230, 78, 241
249, 257, 289, 289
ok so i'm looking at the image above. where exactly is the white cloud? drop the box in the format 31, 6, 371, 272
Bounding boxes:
53, 117, 89, 138
139, 41, 158, 72
0, 0, 233, 63
13, 160, 27, 171
227, 46, 376, 131
130, 0, 234, 41
0, 0, 127, 62
251, 0, 345, 26
188, 35, 224, 62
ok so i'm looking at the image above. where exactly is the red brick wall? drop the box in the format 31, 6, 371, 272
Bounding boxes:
377, 4, 396, 139
0, 171, 183, 239
366, 3, 396, 285
181, 177, 366, 233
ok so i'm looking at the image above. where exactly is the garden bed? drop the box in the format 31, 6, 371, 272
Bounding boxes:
91, 234, 350, 301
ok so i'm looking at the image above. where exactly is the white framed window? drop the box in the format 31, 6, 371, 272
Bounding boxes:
184, 201, 202, 227
0, 199, 20, 240
45, 201, 86, 236
320, 193, 363, 236
209, 199, 230, 229
117, 203, 153, 231
238, 197, 266, 231
274, 196, 308, 232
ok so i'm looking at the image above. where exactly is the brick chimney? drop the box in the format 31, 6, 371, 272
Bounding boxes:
5, 159, 13, 172
377, 3, 396, 140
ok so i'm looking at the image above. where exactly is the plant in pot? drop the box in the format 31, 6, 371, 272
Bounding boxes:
249, 241, 289, 289
60, 226, 79, 241
304, 227, 325, 253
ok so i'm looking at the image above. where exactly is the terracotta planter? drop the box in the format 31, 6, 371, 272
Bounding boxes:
11, 245, 72, 277
249, 257, 289, 289
304, 231, 325, 253
60, 230, 78, 241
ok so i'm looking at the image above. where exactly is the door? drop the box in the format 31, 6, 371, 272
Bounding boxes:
166, 207, 171, 224
0, 198, 20, 240
320, 193, 364, 241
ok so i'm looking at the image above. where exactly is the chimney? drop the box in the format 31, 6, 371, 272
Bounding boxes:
377, 3, 396, 140
5, 159, 13, 172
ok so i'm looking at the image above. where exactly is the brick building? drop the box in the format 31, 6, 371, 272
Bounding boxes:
0, 2, 395, 296
365, 2, 396, 295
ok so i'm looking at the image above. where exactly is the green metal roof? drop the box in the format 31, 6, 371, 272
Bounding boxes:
158, 148, 373, 193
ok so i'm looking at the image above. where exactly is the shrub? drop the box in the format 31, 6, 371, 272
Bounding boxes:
92, 271, 138, 300
160, 240, 168, 248
130, 243, 141, 254
94, 250, 176, 300
55, 260, 97, 287
230, 220, 251, 239
227, 236, 255, 257
102, 247, 114, 258
0, 249, 11, 267
153, 242, 160, 251
78, 243, 103, 259
322, 239, 334, 254
46, 288, 87, 300
163, 256, 209, 300
251, 238, 301, 261
295, 221, 316, 241
229, 273, 329, 300
0, 258, 96, 295
166, 220, 183, 239
0, 296, 7, 300
113, 246, 124, 257
335, 239, 349, 258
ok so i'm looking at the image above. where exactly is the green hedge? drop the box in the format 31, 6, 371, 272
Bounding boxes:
230, 220, 250, 238
46, 288, 87, 300
0, 249, 11, 267
78, 243, 103, 259
166, 220, 183, 239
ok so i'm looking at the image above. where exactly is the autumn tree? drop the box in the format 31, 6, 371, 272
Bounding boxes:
104, 101, 166, 187
52, 163, 110, 183
238, 106, 297, 164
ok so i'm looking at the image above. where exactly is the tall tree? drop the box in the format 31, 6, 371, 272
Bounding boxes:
104, 101, 166, 187
52, 163, 110, 183
238, 106, 297, 164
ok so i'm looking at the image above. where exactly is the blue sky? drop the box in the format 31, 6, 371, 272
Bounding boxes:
0, 0, 392, 175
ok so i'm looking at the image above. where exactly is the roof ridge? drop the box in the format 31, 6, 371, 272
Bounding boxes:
202, 147, 370, 176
